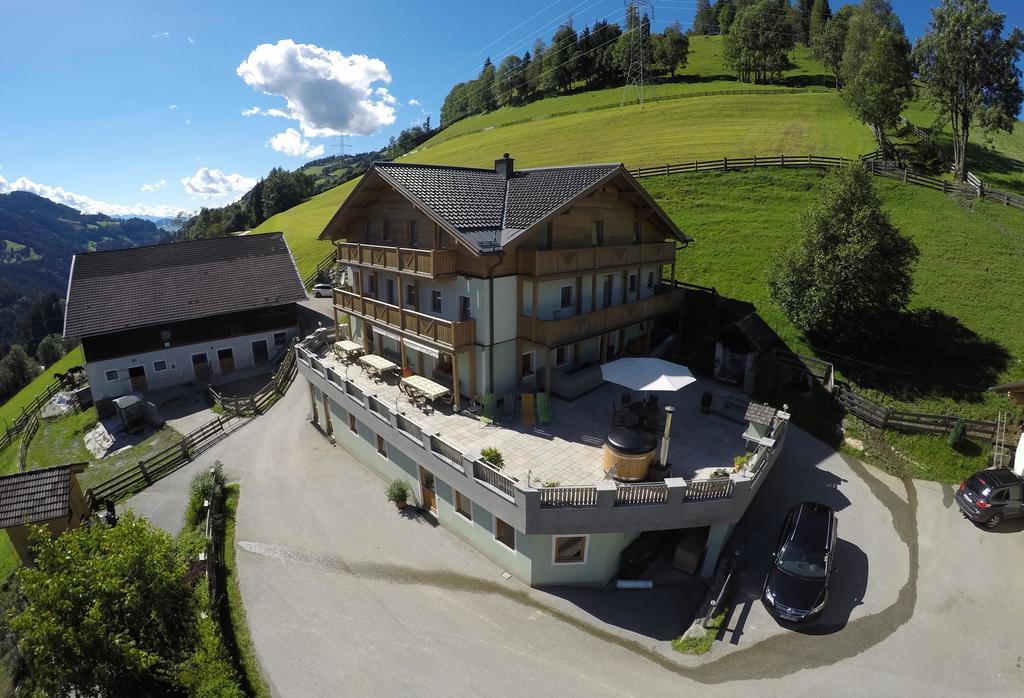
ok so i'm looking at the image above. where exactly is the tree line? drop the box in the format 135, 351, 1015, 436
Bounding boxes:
697, 0, 1020, 183
439, 5, 691, 127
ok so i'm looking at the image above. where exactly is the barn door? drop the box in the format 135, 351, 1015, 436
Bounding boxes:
128, 365, 147, 392
218, 348, 235, 373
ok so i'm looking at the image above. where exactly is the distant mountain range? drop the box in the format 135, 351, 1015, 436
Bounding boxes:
0, 189, 172, 345
111, 214, 183, 231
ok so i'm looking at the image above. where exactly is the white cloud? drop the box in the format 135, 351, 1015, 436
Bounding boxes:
169, 104, 179, 110
408, 98, 420, 106
186, 36, 195, 44
266, 128, 325, 158
180, 167, 256, 198
241, 106, 261, 116
185, 116, 191, 125
151, 31, 170, 39
141, 178, 167, 192
236, 39, 396, 137
0, 173, 185, 217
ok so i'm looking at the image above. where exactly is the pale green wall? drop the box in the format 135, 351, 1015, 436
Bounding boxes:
520, 531, 637, 587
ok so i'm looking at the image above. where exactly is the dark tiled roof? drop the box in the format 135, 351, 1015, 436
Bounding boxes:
374, 162, 621, 250
64, 233, 307, 339
744, 402, 777, 426
0, 464, 78, 528
732, 312, 781, 352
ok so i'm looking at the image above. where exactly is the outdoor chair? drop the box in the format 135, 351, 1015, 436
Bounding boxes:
537, 392, 553, 426
478, 393, 496, 426
521, 393, 536, 428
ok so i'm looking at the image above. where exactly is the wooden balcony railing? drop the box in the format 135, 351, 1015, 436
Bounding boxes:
517, 242, 675, 276
337, 242, 457, 277
517, 284, 685, 346
334, 289, 476, 349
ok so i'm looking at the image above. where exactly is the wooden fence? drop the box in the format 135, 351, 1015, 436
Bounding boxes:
0, 378, 64, 453
207, 341, 298, 417
301, 249, 337, 289
16, 413, 39, 472
616, 482, 669, 505
628, 153, 1024, 211
85, 414, 232, 508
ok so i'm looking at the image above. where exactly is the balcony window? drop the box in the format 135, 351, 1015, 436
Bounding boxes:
553, 535, 588, 564
628, 274, 637, 294
385, 278, 396, 305
495, 517, 516, 551
406, 283, 418, 308
521, 351, 535, 377
559, 285, 574, 309
591, 221, 604, 247
382, 220, 392, 242
431, 290, 442, 313
646, 271, 655, 290
409, 220, 418, 248
459, 296, 471, 321
556, 346, 568, 366
367, 274, 377, 297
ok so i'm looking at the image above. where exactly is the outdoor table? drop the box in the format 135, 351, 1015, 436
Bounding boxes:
358, 354, 399, 379
333, 340, 364, 361
400, 375, 451, 402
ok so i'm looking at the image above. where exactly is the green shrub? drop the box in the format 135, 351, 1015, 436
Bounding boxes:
186, 462, 224, 527
385, 479, 412, 504
178, 585, 244, 697
480, 447, 504, 468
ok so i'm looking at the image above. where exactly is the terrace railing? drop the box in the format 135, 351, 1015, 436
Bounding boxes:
684, 478, 734, 501
615, 482, 669, 506
473, 459, 517, 500
538, 485, 599, 509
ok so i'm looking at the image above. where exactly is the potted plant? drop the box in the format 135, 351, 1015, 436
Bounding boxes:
733, 453, 751, 473
386, 479, 412, 510
480, 447, 505, 470
700, 391, 713, 414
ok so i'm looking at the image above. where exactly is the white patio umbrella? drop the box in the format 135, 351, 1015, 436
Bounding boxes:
600, 357, 697, 392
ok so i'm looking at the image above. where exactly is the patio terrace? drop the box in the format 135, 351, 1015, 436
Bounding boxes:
313, 347, 748, 488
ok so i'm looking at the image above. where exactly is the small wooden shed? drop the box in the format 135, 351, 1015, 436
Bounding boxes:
0, 463, 90, 565
990, 381, 1024, 406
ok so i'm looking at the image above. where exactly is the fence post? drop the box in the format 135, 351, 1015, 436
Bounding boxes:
723, 156, 728, 172
942, 181, 948, 194
139, 460, 150, 484
903, 169, 908, 183
780, 154, 785, 167
665, 163, 669, 176
180, 439, 190, 461
753, 154, 757, 167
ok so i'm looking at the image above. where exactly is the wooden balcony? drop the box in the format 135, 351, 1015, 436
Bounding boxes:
336, 242, 457, 278
517, 241, 676, 276
517, 285, 685, 346
334, 289, 475, 349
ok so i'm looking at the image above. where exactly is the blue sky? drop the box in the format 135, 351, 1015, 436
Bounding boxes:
0, 0, 1021, 217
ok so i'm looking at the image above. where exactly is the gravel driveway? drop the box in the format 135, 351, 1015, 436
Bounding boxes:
129, 381, 1024, 695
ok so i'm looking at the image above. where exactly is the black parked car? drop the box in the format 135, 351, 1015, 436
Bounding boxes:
762, 502, 837, 623
956, 469, 1024, 529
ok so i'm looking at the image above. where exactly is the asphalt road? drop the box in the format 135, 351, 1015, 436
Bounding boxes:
128, 381, 1024, 696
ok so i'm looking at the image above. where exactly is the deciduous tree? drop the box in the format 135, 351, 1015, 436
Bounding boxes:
809, 0, 832, 41
767, 165, 919, 343
914, 0, 1024, 181
842, 28, 913, 144
724, 0, 794, 83
654, 21, 690, 77
811, 5, 852, 88
12, 514, 197, 696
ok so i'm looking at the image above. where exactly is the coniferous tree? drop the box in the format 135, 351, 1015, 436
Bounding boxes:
473, 58, 497, 113
692, 0, 719, 35
575, 25, 595, 86
797, 0, 815, 38
809, 0, 832, 41
551, 21, 579, 93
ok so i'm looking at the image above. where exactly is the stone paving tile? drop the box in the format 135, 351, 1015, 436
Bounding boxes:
320, 351, 749, 486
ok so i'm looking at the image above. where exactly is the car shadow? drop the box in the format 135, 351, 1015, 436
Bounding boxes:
977, 516, 1024, 535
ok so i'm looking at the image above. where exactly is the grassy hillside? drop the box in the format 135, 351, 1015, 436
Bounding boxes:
0, 346, 83, 432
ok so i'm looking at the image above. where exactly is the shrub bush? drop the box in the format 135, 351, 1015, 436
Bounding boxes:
480, 447, 504, 468
386, 479, 412, 504
947, 417, 967, 449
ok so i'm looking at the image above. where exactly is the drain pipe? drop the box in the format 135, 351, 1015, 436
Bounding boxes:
659, 405, 675, 466
485, 253, 504, 394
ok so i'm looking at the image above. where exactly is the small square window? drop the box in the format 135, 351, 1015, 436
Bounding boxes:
349, 414, 358, 433
376, 434, 387, 457
495, 517, 516, 550
554, 535, 588, 564
560, 285, 574, 309
105, 369, 119, 382
153, 360, 168, 372
274, 331, 287, 346
455, 491, 472, 520
431, 290, 442, 313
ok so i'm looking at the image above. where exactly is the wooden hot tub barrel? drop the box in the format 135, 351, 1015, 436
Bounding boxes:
603, 427, 658, 482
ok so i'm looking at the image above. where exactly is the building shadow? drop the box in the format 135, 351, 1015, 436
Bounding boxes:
808, 308, 1011, 403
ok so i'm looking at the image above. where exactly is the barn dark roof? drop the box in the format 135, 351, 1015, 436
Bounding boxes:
64, 233, 307, 339
0, 464, 85, 528
336, 160, 690, 252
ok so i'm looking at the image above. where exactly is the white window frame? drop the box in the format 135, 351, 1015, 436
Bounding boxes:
375, 433, 388, 458
552, 534, 590, 565
152, 360, 168, 372
105, 369, 119, 382
454, 490, 473, 521
493, 516, 517, 552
